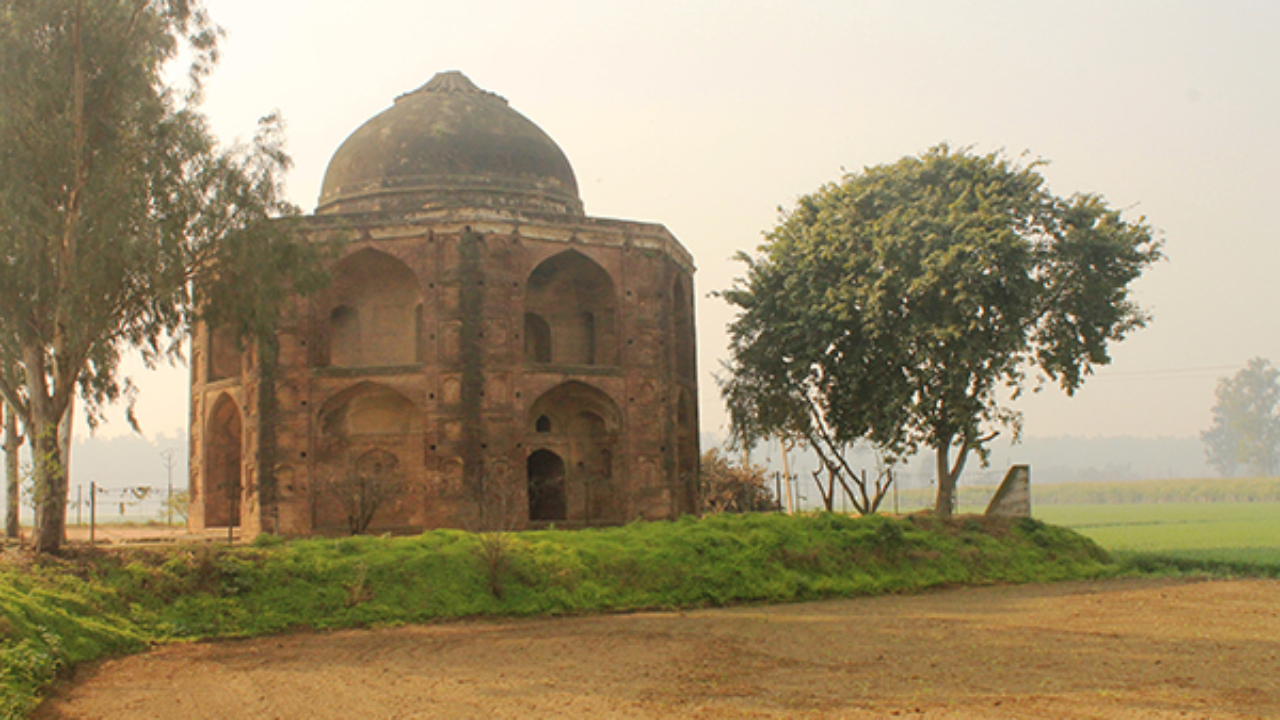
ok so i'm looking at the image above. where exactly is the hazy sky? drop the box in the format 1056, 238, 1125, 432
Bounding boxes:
100, 0, 1280, 447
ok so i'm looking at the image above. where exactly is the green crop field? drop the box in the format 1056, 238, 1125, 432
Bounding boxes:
1035, 501, 1280, 567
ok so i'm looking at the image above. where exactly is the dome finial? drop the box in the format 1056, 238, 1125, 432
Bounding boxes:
398, 70, 505, 104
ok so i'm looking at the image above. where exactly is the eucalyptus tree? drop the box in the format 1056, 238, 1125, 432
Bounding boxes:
721, 145, 1161, 517
0, 0, 316, 552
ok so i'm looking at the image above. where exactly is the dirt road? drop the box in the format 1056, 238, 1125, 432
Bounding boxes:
36, 578, 1280, 719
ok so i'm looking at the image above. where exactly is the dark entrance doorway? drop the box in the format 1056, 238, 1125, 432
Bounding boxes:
527, 449, 566, 521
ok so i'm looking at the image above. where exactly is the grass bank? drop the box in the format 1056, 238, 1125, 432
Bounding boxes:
2, 512, 1111, 718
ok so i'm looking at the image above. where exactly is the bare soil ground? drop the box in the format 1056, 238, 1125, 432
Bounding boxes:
35, 578, 1280, 719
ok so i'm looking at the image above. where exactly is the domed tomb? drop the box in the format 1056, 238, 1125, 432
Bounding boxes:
190, 71, 698, 539
318, 71, 583, 216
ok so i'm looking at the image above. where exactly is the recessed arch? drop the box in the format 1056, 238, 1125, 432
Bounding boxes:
204, 394, 243, 527
324, 248, 420, 368
524, 250, 617, 366
528, 381, 621, 434
527, 381, 621, 523
319, 382, 417, 437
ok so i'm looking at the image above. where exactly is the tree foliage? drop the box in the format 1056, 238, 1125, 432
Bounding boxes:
720, 145, 1161, 517
1202, 358, 1280, 477
0, 0, 320, 552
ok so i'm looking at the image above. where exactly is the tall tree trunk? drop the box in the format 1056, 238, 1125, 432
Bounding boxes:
4, 401, 19, 539
934, 437, 972, 520
935, 444, 955, 519
31, 411, 67, 554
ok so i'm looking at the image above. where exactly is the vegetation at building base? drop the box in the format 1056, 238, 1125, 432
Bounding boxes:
698, 448, 779, 513
3, 512, 1114, 717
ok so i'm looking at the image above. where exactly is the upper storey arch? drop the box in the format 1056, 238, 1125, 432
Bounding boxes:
321, 249, 420, 369
524, 250, 618, 367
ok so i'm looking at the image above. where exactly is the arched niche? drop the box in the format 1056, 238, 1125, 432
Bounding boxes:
527, 381, 621, 522
672, 273, 696, 382
319, 382, 417, 438
322, 249, 420, 368
203, 393, 243, 527
524, 313, 552, 363
524, 251, 617, 366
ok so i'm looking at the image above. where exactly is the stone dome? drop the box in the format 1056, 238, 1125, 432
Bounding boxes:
317, 71, 583, 216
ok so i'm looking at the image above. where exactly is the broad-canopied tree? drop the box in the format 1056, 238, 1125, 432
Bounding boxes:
720, 145, 1161, 517
1202, 358, 1280, 478
0, 0, 319, 552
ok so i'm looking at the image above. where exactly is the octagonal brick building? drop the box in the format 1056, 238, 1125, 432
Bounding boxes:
188, 71, 699, 536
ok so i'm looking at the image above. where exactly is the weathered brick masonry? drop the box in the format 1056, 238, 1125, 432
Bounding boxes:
188, 72, 698, 537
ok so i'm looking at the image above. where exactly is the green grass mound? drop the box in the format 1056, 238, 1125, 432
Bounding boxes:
3, 513, 1111, 718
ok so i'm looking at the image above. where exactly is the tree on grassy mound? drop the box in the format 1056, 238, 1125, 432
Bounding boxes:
720, 145, 1161, 518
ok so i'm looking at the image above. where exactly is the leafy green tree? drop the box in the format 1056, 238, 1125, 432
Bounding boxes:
0, 0, 317, 553
720, 145, 1161, 518
1202, 358, 1280, 477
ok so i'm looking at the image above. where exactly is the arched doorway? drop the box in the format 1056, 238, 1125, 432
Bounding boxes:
204, 394, 243, 527
527, 449, 566, 521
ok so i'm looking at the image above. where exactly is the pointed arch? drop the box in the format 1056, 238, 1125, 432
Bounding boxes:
527, 381, 621, 523
528, 381, 621, 435
323, 248, 420, 368
204, 393, 243, 527
524, 251, 617, 366
319, 382, 417, 437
